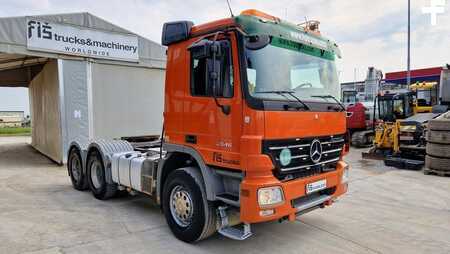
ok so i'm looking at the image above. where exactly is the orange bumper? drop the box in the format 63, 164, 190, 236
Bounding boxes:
240, 161, 348, 223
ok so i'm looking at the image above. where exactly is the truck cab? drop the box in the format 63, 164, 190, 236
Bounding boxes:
67, 9, 349, 243
162, 9, 348, 236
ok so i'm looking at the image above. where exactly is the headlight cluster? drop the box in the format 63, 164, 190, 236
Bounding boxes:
258, 186, 284, 207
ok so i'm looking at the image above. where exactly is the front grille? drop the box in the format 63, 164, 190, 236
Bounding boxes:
263, 134, 345, 180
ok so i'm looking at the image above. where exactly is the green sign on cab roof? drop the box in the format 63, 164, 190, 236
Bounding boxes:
234, 11, 342, 58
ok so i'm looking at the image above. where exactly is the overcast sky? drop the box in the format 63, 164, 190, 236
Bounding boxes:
0, 0, 449, 114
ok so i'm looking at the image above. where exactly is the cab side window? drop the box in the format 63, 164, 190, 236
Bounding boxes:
190, 40, 234, 98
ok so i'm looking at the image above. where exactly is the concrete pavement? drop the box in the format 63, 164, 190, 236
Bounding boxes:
0, 136, 449, 254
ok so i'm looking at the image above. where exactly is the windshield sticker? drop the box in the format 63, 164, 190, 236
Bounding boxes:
271, 37, 335, 61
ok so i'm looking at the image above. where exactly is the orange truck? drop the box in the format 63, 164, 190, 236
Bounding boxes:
67, 9, 349, 242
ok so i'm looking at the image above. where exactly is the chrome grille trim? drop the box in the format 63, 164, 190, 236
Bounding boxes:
321, 139, 345, 145
280, 158, 340, 172
322, 148, 342, 154
268, 143, 310, 150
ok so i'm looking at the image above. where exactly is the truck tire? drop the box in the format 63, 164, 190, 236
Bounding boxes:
428, 118, 450, 131
426, 142, 450, 158
425, 155, 450, 171
162, 168, 217, 243
351, 130, 373, 147
87, 150, 117, 200
68, 147, 88, 191
427, 130, 450, 144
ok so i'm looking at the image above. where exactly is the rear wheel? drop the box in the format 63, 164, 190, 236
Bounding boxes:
87, 150, 117, 200
162, 168, 217, 242
68, 148, 88, 191
351, 130, 374, 148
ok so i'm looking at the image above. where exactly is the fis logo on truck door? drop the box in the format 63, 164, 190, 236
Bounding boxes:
212, 152, 240, 166
28, 20, 52, 39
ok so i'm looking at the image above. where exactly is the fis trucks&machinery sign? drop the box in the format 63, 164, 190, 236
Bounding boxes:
26, 19, 139, 62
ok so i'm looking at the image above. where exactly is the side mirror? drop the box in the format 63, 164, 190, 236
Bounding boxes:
190, 39, 231, 115
207, 58, 222, 96
189, 40, 223, 59
245, 35, 270, 50
189, 40, 212, 59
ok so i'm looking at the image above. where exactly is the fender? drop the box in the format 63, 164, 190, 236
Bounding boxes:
157, 143, 223, 202
86, 140, 134, 184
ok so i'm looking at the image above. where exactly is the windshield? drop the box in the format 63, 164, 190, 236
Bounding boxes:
378, 96, 413, 121
416, 89, 437, 106
343, 91, 358, 104
245, 37, 340, 103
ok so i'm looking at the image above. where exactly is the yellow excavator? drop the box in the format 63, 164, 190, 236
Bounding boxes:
363, 90, 432, 169
363, 66, 450, 165
369, 91, 415, 153
364, 73, 449, 169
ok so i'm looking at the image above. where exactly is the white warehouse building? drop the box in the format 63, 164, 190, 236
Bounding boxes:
0, 13, 166, 164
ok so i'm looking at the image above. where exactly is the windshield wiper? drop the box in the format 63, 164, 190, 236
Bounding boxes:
311, 95, 346, 111
255, 90, 310, 110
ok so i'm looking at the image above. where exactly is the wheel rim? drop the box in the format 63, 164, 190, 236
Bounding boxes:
70, 155, 82, 183
169, 185, 194, 227
90, 160, 103, 189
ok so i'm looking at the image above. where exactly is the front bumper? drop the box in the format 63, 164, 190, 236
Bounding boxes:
239, 161, 348, 223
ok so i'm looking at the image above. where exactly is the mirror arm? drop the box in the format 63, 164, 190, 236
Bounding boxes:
210, 33, 231, 115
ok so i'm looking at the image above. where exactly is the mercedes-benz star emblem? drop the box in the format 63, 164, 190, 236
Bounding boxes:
310, 139, 322, 163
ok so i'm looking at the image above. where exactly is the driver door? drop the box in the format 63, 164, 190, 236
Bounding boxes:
182, 34, 243, 170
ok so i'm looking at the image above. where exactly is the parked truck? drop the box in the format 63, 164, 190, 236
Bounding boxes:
345, 67, 383, 147
67, 9, 350, 242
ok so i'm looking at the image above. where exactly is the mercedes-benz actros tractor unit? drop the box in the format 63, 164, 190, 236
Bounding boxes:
67, 9, 350, 242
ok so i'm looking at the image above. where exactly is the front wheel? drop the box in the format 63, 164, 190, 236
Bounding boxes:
162, 168, 217, 242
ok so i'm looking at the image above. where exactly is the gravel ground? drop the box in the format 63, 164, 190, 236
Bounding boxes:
0, 136, 449, 254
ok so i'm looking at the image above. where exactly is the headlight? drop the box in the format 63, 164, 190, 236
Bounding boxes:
258, 186, 284, 207
341, 166, 349, 184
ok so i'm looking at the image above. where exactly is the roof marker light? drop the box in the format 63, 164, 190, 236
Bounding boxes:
240, 9, 280, 23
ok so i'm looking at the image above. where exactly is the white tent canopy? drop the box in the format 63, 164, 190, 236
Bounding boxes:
0, 13, 166, 163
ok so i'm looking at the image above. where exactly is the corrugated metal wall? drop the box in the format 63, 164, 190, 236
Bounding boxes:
91, 63, 165, 139
29, 60, 62, 163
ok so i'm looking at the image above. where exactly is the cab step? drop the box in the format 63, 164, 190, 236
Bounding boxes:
218, 223, 252, 240
217, 206, 252, 240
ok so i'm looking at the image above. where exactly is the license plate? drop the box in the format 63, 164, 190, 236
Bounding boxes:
306, 179, 327, 194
